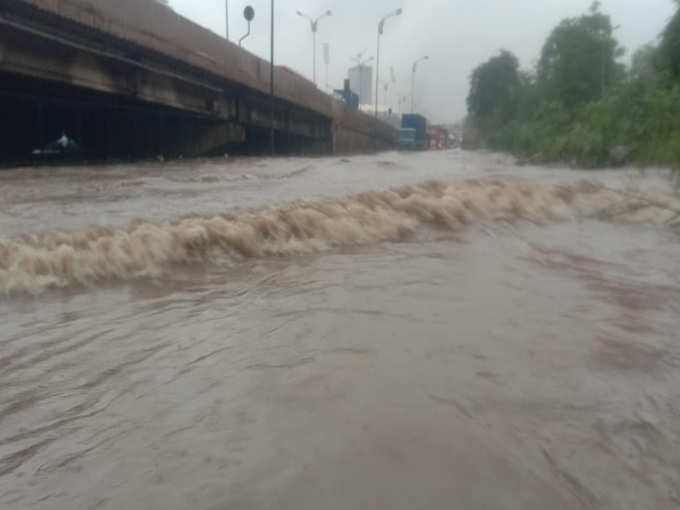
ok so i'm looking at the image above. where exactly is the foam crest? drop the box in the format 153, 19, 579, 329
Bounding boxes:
1, 178, 678, 295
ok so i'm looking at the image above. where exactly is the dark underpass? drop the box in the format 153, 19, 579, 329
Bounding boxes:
0, 72, 326, 167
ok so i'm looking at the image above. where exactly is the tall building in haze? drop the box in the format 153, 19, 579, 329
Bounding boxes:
348, 65, 373, 106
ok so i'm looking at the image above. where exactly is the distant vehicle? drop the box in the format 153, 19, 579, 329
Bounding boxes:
401, 114, 428, 150
439, 127, 451, 149
397, 128, 417, 150
449, 133, 460, 148
462, 127, 479, 150
427, 125, 445, 150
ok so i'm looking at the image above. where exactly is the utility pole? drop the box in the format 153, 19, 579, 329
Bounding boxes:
324, 43, 330, 91
297, 10, 332, 86
270, 0, 275, 156
225, 0, 229, 41
374, 8, 402, 150
313, 28, 317, 84
411, 56, 429, 113
375, 30, 381, 122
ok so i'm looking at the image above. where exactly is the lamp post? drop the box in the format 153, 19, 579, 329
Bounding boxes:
297, 10, 332, 86
386, 66, 395, 114
411, 56, 428, 113
323, 43, 330, 90
225, 0, 229, 41
374, 8, 402, 149
270, 0, 275, 156
398, 95, 407, 115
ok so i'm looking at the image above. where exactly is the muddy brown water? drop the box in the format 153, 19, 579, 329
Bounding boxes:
1, 151, 679, 509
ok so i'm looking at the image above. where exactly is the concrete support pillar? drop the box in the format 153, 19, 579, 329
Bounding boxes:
178, 121, 245, 157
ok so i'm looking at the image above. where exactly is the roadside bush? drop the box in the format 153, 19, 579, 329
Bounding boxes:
468, 3, 680, 171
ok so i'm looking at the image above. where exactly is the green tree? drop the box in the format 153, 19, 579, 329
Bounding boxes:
631, 44, 659, 81
466, 2, 680, 169
538, 1, 624, 108
629, 44, 668, 96
467, 50, 520, 128
659, 0, 680, 79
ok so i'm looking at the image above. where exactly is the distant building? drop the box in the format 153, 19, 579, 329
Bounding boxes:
348, 65, 373, 106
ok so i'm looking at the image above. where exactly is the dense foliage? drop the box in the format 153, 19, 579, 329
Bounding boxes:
660, 1, 680, 79
467, 51, 520, 127
467, 1, 680, 168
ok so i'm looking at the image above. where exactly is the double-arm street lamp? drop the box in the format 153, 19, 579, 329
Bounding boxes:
411, 56, 429, 113
374, 8, 402, 146
297, 10, 332, 86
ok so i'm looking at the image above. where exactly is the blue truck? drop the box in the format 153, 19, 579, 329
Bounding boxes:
398, 114, 428, 150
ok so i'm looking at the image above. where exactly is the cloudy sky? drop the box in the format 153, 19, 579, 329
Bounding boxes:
167, 0, 677, 122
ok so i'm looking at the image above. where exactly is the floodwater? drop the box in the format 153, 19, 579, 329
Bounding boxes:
1, 151, 679, 509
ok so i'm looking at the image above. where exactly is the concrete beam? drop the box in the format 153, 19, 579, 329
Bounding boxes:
0, 23, 235, 120
2, 0, 334, 117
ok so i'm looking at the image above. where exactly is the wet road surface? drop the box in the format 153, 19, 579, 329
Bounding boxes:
1, 151, 679, 509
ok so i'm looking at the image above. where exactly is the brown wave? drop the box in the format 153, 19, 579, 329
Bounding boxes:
1, 178, 678, 296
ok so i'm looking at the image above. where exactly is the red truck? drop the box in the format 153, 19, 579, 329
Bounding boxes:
427, 125, 444, 150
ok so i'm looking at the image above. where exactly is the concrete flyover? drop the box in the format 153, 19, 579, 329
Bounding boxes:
0, 0, 395, 163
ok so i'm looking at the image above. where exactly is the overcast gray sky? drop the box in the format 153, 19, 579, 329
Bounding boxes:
168, 0, 676, 123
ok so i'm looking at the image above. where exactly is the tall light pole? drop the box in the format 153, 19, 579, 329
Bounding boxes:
411, 56, 428, 113
374, 8, 402, 149
297, 10, 332, 86
386, 66, 396, 114
270, 0, 275, 156
398, 95, 408, 115
323, 43, 330, 91
225, 0, 229, 41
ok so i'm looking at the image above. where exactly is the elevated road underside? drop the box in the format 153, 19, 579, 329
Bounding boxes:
0, 0, 395, 163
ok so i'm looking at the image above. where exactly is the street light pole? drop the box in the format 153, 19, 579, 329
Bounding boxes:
297, 10, 332, 86
323, 43, 330, 91
374, 8, 402, 150
225, 0, 229, 41
384, 82, 390, 113
375, 30, 381, 119
411, 56, 429, 113
270, 0, 275, 156
399, 95, 407, 115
